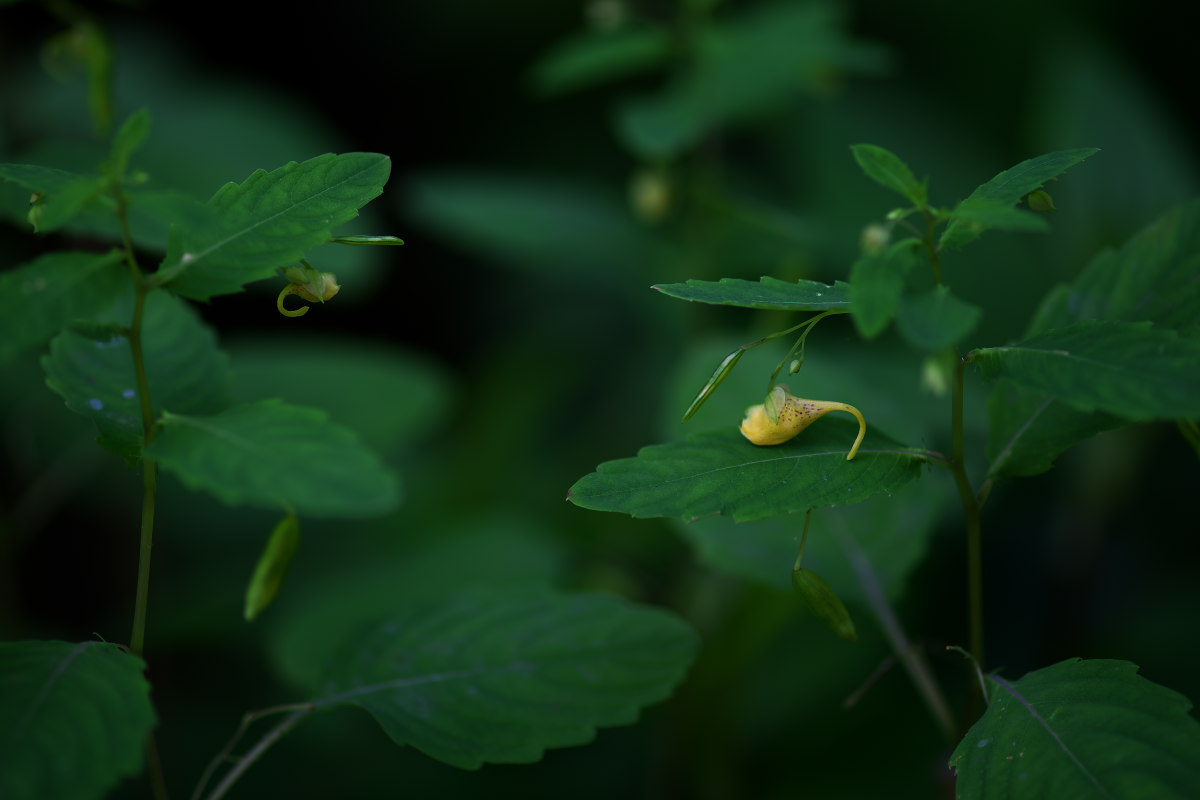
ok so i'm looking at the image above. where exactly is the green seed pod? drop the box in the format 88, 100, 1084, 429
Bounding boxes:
792, 567, 857, 641
244, 514, 301, 621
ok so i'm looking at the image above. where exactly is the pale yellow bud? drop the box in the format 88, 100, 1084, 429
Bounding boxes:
739, 385, 867, 460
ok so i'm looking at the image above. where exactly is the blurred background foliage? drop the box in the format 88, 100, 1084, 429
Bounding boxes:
1, 0, 1197, 797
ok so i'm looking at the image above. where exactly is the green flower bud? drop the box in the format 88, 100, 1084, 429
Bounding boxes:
1027, 189, 1056, 212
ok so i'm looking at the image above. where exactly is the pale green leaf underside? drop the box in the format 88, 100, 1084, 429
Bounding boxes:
971, 320, 1200, 421
568, 418, 925, 522
161, 152, 390, 300
951, 659, 1200, 799
897, 285, 982, 351
0, 250, 126, 362
41, 291, 232, 465
940, 148, 1097, 250
652, 276, 850, 311
148, 399, 400, 518
316, 589, 697, 769
0, 640, 156, 800
849, 240, 919, 339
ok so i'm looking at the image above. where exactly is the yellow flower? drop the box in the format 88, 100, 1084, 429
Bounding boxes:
740, 385, 867, 460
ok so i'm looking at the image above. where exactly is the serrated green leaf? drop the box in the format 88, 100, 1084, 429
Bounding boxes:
569, 419, 926, 523
940, 148, 1097, 251
42, 290, 232, 464
970, 321, 1200, 421
531, 25, 672, 97
314, 588, 697, 769
0, 640, 156, 800
896, 285, 982, 351
653, 276, 850, 311
850, 238, 920, 339
148, 399, 400, 518
989, 200, 1200, 477
0, 164, 105, 232
1030, 197, 1200, 338
0, 250, 126, 363
951, 659, 1200, 799
244, 514, 301, 621
159, 152, 390, 300
850, 144, 927, 208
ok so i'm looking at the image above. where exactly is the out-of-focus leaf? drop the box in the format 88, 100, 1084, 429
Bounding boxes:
315, 588, 697, 769
105, 108, 150, 179
268, 520, 564, 691
971, 321, 1200, 421
850, 143, 927, 208
951, 659, 1200, 798
0, 250, 126, 363
0, 640, 156, 800
405, 172, 656, 275
850, 238, 920, 339
653, 276, 850, 311
896, 285, 982, 351
531, 25, 672, 96
0, 164, 105, 232
940, 148, 1098, 251
568, 419, 926, 523
946, 197, 1049, 233
159, 152, 390, 300
244, 513, 301, 621
42, 290, 232, 464
229, 335, 450, 458
148, 399, 400, 518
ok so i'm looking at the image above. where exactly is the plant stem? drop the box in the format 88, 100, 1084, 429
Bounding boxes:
202, 708, 313, 800
923, 212, 944, 284
950, 356, 984, 669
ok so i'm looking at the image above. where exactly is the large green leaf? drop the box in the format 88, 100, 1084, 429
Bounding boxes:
268, 520, 564, 691
530, 25, 672, 96
675, 475, 949, 602
568, 419, 927, 522
951, 659, 1200, 799
0, 640, 156, 800
939, 148, 1098, 251
0, 250, 126, 363
652, 276, 850, 312
159, 152, 390, 300
987, 200, 1200, 476
850, 144, 927, 208
148, 399, 400, 518
42, 290, 232, 464
970, 321, 1200, 421
314, 588, 697, 769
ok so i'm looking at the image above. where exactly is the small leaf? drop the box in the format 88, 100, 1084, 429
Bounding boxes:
530, 25, 672, 96
314, 588, 697, 769
0, 640, 156, 800
940, 148, 1097, 251
42, 291, 233, 464
896, 285, 982, 351
681, 347, 746, 422
0, 250, 126, 363
850, 144, 927, 208
148, 399, 400, 518
159, 152, 391, 300
951, 659, 1200, 799
970, 320, 1200, 421
568, 419, 926, 523
0, 164, 105, 232
849, 238, 920, 339
244, 514, 301, 621
792, 567, 857, 641
946, 197, 1049, 233
105, 108, 151, 179
653, 276, 850, 311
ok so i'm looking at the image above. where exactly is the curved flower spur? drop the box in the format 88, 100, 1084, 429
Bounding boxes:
740, 385, 867, 460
